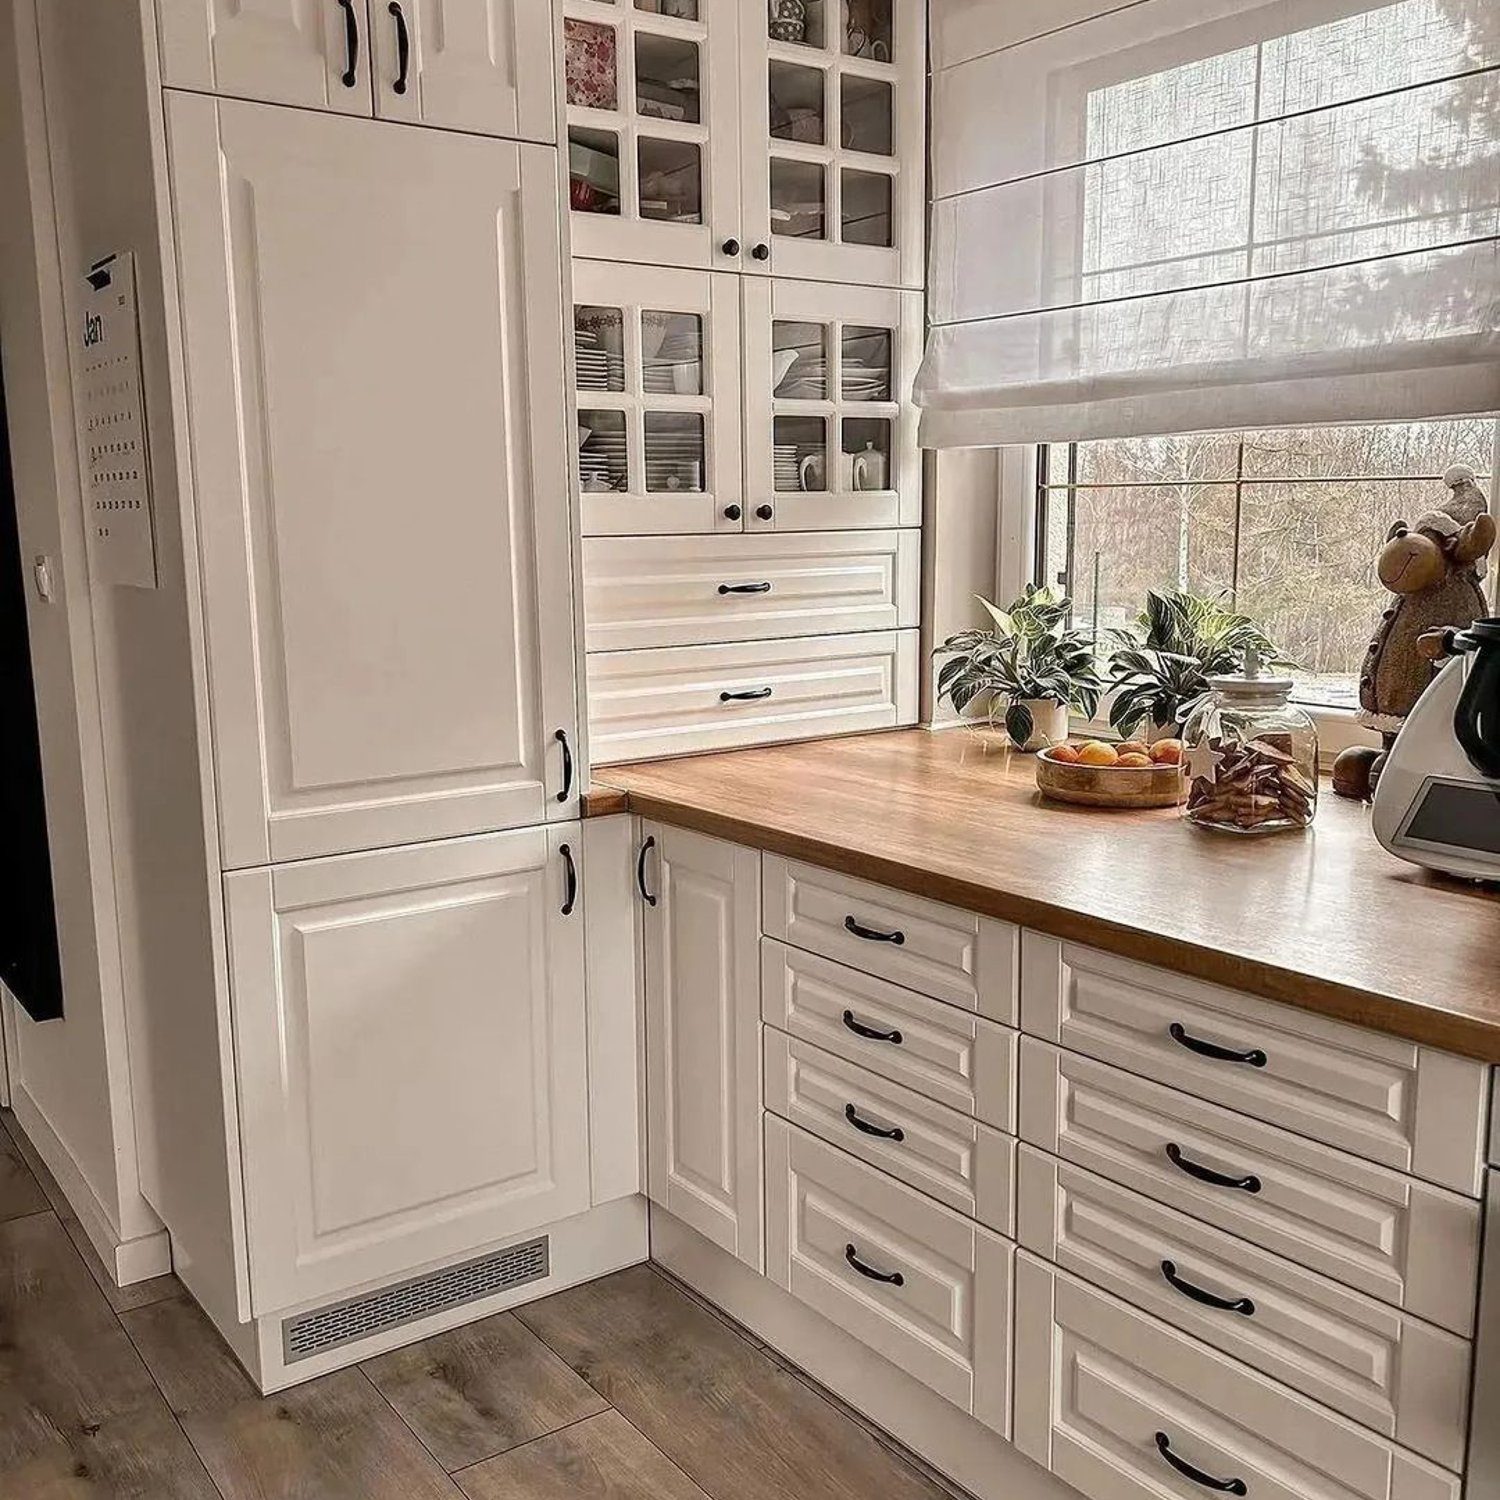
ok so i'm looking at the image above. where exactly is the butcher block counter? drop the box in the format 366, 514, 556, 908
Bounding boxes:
588, 727, 1500, 1062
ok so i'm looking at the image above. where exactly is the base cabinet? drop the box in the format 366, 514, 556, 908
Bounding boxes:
643, 825, 763, 1270
225, 826, 590, 1315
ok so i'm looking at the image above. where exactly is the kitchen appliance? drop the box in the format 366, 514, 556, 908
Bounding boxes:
1372, 617, 1500, 883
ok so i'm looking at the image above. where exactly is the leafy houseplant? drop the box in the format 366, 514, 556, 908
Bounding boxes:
936, 586, 1106, 750
1107, 588, 1286, 740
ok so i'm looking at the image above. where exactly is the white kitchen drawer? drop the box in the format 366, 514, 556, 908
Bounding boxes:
1016, 1147, 1470, 1470
765, 1116, 1012, 1436
763, 856, 1018, 1022
587, 630, 918, 765
1014, 1254, 1460, 1500
581, 531, 920, 653
765, 1027, 1016, 1233
1021, 934, 1488, 1197
762, 940, 1016, 1129
1019, 1040, 1480, 1336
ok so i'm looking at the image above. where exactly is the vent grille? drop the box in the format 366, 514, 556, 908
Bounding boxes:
282, 1235, 550, 1364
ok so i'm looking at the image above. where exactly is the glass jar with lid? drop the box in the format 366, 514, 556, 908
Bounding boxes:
1182, 657, 1319, 834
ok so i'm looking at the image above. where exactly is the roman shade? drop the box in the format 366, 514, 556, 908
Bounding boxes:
916, 0, 1500, 447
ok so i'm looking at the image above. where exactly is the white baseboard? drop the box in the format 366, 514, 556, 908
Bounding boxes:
650, 1206, 1077, 1500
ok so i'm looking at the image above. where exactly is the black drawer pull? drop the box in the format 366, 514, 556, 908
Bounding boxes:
1161, 1260, 1256, 1316
842, 1010, 902, 1045
388, 1, 410, 93
555, 728, 574, 803
720, 687, 773, 702
844, 915, 904, 945
560, 842, 578, 917
1170, 1023, 1267, 1069
336, 0, 360, 86
636, 835, 657, 907
845, 1243, 903, 1286
845, 1104, 904, 1141
1154, 1432, 1247, 1495
1166, 1143, 1261, 1195
718, 581, 773, 594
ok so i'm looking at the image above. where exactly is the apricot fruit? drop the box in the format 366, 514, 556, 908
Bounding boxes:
1077, 741, 1120, 767
1116, 741, 1149, 758
1116, 752, 1153, 768
1149, 739, 1185, 765
1048, 743, 1082, 764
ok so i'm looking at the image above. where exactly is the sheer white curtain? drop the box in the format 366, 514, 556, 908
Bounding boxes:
917, 0, 1500, 446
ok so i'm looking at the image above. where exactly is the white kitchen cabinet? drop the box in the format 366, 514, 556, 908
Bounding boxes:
156, 0, 554, 139
224, 825, 590, 1315
643, 824, 763, 1270
168, 95, 579, 867
563, 0, 742, 272
572, 260, 742, 537
741, 0, 926, 289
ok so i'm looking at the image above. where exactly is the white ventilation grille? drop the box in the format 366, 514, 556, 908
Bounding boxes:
282, 1236, 550, 1363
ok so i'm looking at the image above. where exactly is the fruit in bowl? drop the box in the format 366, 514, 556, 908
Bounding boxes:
1035, 737, 1188, 808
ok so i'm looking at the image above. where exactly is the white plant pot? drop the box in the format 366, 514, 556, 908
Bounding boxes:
1145, 716, 1183, 745
1011, 699, 1069, 752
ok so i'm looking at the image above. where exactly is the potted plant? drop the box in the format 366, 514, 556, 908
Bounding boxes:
1107, 588, 1286, 741
935, 585, 1106, 751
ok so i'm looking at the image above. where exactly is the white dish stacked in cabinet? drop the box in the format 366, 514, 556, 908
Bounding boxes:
562, 1, 927, 762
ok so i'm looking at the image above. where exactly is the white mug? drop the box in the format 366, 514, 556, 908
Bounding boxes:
799, 452, 825, 491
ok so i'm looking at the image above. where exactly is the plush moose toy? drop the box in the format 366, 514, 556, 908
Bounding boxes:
1335, 466, 1495, 799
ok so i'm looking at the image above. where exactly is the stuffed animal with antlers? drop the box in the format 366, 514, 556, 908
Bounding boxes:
1335, 466, 1495, 799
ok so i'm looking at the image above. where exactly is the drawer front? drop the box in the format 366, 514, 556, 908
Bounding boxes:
765, 1116, 1012, 1436
1019, 1040, 1480, 1336
581, 531, 920, 652
1016, 1147, 1470, 1470
1021, 934, 1488, 1197
1014, 1255, 1461, 1500
587, 630, 918, 765
762, 940, 1016, 1128
765, 1027, 1016, 1233
763, 856, 1018, 1022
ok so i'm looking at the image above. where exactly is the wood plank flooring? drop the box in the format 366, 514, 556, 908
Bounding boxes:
0, 1110, 963, 1500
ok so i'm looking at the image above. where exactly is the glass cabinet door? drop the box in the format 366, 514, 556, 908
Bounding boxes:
744, 278, 920, 532
563, 0, 742, 272
573, 261, 743, 535
741, 0, 925, 288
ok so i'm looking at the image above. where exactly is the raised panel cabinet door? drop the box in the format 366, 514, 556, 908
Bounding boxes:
167, 95, 579, 867
224, 825, 590, 1315
371, 0, 556, 142
156, 0, 375, 113
643, 824, 763, 1270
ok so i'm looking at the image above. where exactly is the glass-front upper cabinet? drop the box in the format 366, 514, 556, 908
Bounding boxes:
563, 0, 742, 272
573, 261, 743, 536
741, 0, 925, 288
743, 278, 920, 532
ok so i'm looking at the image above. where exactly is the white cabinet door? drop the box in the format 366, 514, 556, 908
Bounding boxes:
225, 826, 590, 1315
572, 261, 742, 536
643, 824, 763, 1270
370, 0, 555, 142
740, 0, 925, 287
156, 0, 375, 113
744, 278, 921, 532
168, 95, 579, 867
563, 0, 742, 272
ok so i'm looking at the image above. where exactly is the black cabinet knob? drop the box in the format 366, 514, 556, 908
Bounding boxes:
751, 242, 771, 261
722, 238, 741, 257
723, 504, 742, 520
755, 504, 774, 521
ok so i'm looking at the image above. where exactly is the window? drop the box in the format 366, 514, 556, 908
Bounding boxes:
1037, 419, 1498, 710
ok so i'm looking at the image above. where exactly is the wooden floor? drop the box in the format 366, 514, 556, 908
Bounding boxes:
0, 1111, 962, 1500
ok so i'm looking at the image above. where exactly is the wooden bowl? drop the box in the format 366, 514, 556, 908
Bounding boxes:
1035, 748, 1187, 809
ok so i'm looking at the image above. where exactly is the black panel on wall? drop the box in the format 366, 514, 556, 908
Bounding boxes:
0, 360, 64, 1021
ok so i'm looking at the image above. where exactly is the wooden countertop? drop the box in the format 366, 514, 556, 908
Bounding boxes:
588, 729, 1500, 1062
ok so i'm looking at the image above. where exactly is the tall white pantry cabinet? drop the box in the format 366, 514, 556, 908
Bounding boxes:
25, 0, 644, 1391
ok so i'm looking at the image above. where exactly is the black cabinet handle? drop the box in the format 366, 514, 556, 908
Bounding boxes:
636, 835, 657, 908
1154, 1433, 1247, 1495
844, 915, 905, 945
1160, 1260, 1256, 1316
720, 687, 773, 702
842, 1009, 902, 1045
751, 242, 771, 260
845, 1103, 904, 1141
718, 582, 772, 595
845, 1243, 903, 1286
755, 504, 774, 521
388, 2, 411, 94
337, 0, 360, 86
1170, 1022, 1267, 1069
560, 842, 578, 916
723, 504, 742, 521
722, 238, 741, 256
555, 728, 574, 803
1166, 1143, 1261, 1195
